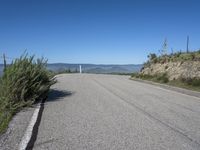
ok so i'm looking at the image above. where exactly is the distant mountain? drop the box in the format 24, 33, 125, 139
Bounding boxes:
0, 63, 143, 76
84, 67, 108, 74
47, 63, 143, 74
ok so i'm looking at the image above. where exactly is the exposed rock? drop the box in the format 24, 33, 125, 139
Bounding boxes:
141, 61, 200, 80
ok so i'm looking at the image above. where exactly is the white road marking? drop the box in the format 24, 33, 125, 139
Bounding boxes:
18, 105, 40, 150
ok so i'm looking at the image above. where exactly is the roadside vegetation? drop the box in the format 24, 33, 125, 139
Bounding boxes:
0, 53, 56, 133
132, 50, 200, 92
132, 73, 169, 83
144, 50, 200, 67
131, 73, 200, 92
109, 72, 133, 76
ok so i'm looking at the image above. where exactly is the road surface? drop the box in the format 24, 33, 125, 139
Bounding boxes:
33, 74, 200, 150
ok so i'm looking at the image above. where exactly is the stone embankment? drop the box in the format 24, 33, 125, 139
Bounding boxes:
141, 61, 200, 80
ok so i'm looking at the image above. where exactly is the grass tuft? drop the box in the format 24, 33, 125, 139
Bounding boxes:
0, 53, 56, 133
131, 73, 200, 92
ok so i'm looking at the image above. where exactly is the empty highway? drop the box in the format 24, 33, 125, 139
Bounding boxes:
32, 74, 200, 150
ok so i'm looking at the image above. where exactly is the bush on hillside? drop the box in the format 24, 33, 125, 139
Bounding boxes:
131, 72, 169, 83
146, 50, 200, 64
154, 73, 169, 83
148, 53, 157, 61
180, 77, 200, 87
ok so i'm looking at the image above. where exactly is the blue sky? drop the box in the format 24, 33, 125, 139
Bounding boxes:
0, 0, 200, 64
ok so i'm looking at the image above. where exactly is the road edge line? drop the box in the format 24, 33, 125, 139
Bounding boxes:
18, 101, 42, 150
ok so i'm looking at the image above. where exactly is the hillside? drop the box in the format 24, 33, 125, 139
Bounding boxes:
141, 61, 200, 80
141, 51, 200, 80
132, 50, 200, 91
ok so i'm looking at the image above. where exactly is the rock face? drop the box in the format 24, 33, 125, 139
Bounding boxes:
141, 61, 200, 80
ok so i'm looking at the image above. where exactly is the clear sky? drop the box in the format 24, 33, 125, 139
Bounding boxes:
0, 0, 200, 64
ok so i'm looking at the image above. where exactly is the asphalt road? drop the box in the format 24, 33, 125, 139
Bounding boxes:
33, 74, 200, 150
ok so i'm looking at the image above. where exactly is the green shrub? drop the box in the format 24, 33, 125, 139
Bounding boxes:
134, 73, 169, 83
180, 77, 200, 86
131, 73, 151, 79
143, 61, 151, 68
174, 52, 181, 58
131, 73, 138, 78
190, 53, 195, 60
0, 53, 56, 133
152, 58, 158, 63
194, 53, 200, 61
155, 73, 169, 83
148, 53, 157, 61
191, 78, 200, 86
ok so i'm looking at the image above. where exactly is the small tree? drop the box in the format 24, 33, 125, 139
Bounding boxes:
147, 53, 157, 61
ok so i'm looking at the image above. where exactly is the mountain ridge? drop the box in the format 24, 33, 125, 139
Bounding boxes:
47, 63, 142, 73
0, 63, 143, 75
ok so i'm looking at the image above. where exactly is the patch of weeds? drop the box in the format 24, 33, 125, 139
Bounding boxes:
155, 73, 169, 83
0, 53, 56, 134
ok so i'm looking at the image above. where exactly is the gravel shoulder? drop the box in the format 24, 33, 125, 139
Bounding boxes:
0, 106, 35, 150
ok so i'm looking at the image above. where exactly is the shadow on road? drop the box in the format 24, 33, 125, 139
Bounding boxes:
47, 89, 74, 102
26, 89, 74, 149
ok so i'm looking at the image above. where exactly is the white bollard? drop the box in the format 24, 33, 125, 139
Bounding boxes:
79, 65, 82, 74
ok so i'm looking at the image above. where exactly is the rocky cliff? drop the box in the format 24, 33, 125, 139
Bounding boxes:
141, 61, 200, 81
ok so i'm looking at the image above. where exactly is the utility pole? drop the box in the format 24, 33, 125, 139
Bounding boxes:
3, 53, 7, 71
186, 36, 189, 53
162, 38, 168, 55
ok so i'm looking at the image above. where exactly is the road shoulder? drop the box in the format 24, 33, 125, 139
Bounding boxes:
0, 106, 35, 150
130, 78, 200, 98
